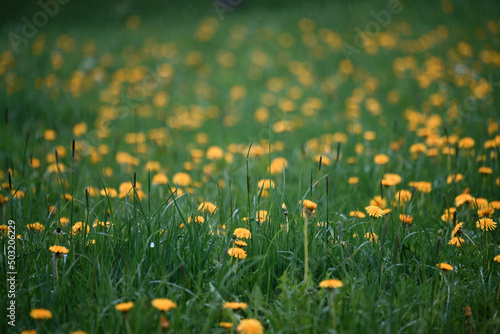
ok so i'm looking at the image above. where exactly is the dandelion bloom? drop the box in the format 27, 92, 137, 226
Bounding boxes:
365, 205, 385, 218
451, 222, 464, 237
151, 298, 177, 312
72, 222, 90, 235
448, 237, 465, 247
494, 255, 500, 263
223, 302, 248, 310
409, 181, 432, 193
374, 154, 389, 165
319, 279, 343, 289
302, 199, 317, 211
30, 308, 53, 319
152, 173, 169, 185
478, 167, 493, 175
348, 177, 359, 185
382, 173, 402, 186
27, 222, 45, 232
447, 173, 463, 184
370, 195, 386, 209
236, 319, 264, 334
476, 218, 497, 231
115, 302, 134, 313
198, 201, 218, 214
256, 210, 269, 223
437, 263, 453, 271
455, 193, 474, 207
478, 206, 494, 218
228, 247, 247, 259
268, 157, 288, 174
172, 172, 191, 187
458, 137, 475, 149
219, 322, 234, 328
234, 228, 251, 239
399, 214, 413, 225
365, 232, 379, 243
257, 179, 275, 190
188, 216, 205, 224
349, 210, 366, 218
49, 245, 69, 255
235, 240, 248, 247
441, 208, 456, 223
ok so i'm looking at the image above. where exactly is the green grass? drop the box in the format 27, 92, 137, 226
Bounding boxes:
1, 0, 500, 332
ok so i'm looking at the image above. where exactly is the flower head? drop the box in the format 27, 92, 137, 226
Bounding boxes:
151, 298, 177, 312
234, 228, 251, 239
399, 214, 413, 225
437, 263, 453, 272
49, 245, 69, 255
319, 279, 343, 289
451, 222, 464, 237
476, 218, 497, 231
448, 237, 465, 247
219, 322, 234, 329
223, 302, 248, 310
365, 205, 385, 218
228, 247, 247, 259
115, 302, 134, 313
494, 255, 500, 263
30, 308, 53, 319
237, 319, 264, 334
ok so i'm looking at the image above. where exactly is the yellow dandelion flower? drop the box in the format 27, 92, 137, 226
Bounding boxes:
399, 214, 413, 225
348, 177, 359, 185
198, 201, 218, 214
115, 302, 134, 313
30, 308, 53, 319
223, 302, 248, 310
494, 255, 500, 263
451, 222, 464, 237
235, 240, 248, 247
349, 210, 366, 218
476, 218, 497, 231
236, 319, 264, 334
234, 228, 251, 239
365, 206, 385, 218
447, 173, 463, 184
319, 279, 343, 289
27, 222, 45, 232
478, 167, 493, 175
228, 247, 247, 259
49, 245, 69, 255
302, 199, 318, 211
219, 322, 234, 328
151, 298, 177, 312
365, 232, 379, 243
478, 206, 495, 218
374, 154, 389, 165
448, 237, 465, 247
436, 263, 453, 271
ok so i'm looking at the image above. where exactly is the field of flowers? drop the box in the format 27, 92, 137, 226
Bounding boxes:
1, 0, 500, 333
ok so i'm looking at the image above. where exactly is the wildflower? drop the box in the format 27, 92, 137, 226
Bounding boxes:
447, 173, 463, 184
349, 210, 366, 218
319, 279, 343, 289
235, 240, 247, 247
382, 173, 402, 186
152, 173, 169, 185
234, 228, 251, 239
30, 308, 53, 319
409, 181, 432, 193
392, 190, 412, 206
374, 154, 389, 165
494, 255, 500, 263
27, 222, 45, 232
188, 216, 205, 224
478, 206, 494, 217
115, 302, 134, 313
268, 157, 288, 174
198, 201, 218, 214
365, 206, 385, 218
474, 198, 489, 208
72, 222, 90, 235
160, 316, 170, 329
348, 177, 359, 185
441, 208, 456, 223
455, 193, 474, 207
465, 306, 472, 318
370, 195, 386, 209
223, 302, 248, 310
228, 247, 247, 259
451, 222, 464, 237
476, 218, 497, 231
458, 137, 475, 149
172, 172, 191, 187
399, 214, 413, 225
478, 167, 493, 175
302, 199, 317, 215
448, 237, 465, 247
151, 298, 177, 312
365, 232, 379, 243
49, 245, 69, 255
436, 263, 453, 272
236, 319, 264, 334
219, 322, 234, 328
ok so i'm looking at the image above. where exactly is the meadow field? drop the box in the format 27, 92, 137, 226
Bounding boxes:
1, 0, 500, 332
